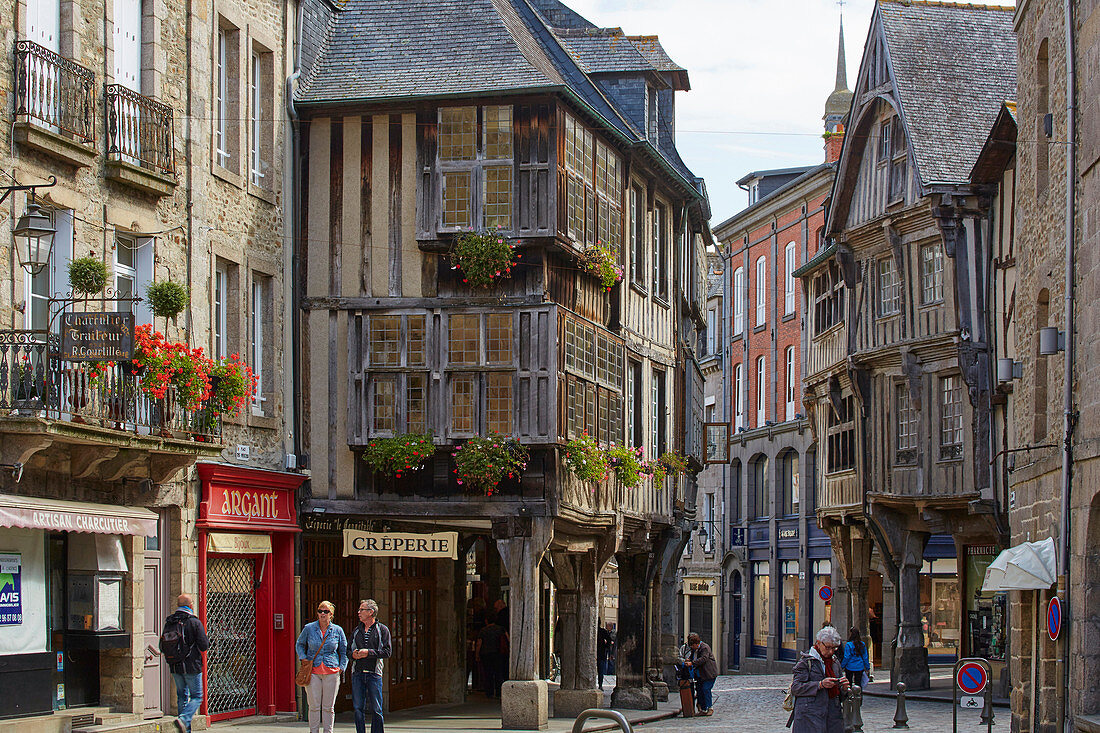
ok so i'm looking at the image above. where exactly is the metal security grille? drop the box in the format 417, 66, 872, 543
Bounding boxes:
206, 557, 257, 717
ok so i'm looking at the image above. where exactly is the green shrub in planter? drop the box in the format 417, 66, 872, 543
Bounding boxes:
146, 280, 190, 319
68, 257, 109, 295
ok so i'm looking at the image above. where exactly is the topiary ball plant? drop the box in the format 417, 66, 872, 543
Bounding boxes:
146, 280, 190, 320
68, 257, 109, 295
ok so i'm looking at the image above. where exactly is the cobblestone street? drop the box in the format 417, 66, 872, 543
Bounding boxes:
637, 674, 982, 733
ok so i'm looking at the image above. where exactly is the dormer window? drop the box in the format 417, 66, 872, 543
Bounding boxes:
749, 181, 759, 205
439, 105, 514, 231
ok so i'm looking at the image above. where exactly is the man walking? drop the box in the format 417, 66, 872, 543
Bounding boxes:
350, 599, 392, 733
160, 594, 209, 733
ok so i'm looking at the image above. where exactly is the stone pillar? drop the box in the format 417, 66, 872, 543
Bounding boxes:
495, 517, 553, 730
611, 551, 656, 710
893, 530, 930, 690
552, 551, 602, 718
653, 528, 685, 694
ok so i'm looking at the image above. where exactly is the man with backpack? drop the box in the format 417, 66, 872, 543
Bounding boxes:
160, 594, 210, 733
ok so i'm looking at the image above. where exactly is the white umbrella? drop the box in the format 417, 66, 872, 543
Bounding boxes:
981, 536, 1057, 591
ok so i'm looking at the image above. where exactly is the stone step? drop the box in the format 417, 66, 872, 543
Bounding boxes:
0, 707, 112, 733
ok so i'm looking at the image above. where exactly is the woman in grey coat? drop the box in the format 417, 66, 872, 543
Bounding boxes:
787, 626, 850, 733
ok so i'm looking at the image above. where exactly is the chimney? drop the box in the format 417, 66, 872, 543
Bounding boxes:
825, 124, 845, 163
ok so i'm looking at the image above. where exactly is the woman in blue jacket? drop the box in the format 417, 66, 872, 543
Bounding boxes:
840, 627, 871, 687
296, 601, 348, 733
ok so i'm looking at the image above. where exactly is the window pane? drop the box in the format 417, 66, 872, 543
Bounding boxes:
940, 375, 963, 459
370, 316, 400, 366
373, 377, 396, 432
487, 313, 512, 364
448, 314, 479, 365
443, 172, 471, 228
896, 383, 917, 463
484, 106, 512, 159
451, 375, 476, 433
439, 107, 475, 161
483, 166, 512, 230
487, 373, 513, 434
921, 244, 944, 304
407, 316, 427, 366
407, 375, 427, 433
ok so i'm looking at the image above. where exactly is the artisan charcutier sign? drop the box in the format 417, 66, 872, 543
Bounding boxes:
59, 312, 134, 361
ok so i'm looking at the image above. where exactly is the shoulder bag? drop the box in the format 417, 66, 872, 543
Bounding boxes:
296, 626, 329, 687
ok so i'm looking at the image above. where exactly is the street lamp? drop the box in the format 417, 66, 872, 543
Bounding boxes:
0, 176, 58, 276
14, 200, 56, 276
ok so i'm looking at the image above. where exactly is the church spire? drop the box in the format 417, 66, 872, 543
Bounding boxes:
835, 16, 848, 93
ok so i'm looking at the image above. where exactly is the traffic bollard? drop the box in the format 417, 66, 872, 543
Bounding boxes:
892, 682, 909, 729
980, 690, 995, 727
851, 685, 864, 733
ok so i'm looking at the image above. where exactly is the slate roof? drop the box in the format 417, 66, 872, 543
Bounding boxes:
878, 0, 1017, 187
294, 0, 702, 195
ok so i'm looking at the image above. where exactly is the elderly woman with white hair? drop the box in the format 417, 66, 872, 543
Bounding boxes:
787, 626, 850, 733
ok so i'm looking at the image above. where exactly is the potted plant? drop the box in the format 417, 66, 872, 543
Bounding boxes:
132, 324, 210, 422
362, 433, 436, 479
564, 433, 609, 483
452, 432, 529, 496
648, 450, 689, 485
146, 280, 190, 322
580, 242, 624, 291
607, 444, 646, 488
450, 230, 518, 288
68, 256, 109, 296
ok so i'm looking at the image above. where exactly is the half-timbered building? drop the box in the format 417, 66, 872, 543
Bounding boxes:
798, 0, 1015, 689
289, 0, 708, 726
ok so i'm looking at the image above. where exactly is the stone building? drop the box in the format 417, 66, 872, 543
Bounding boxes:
1002, 1, 1100, 731
799, 0, 1015, 689
289, 0, 708, 728
693, 19, 846, 675
0, 0, 300, 725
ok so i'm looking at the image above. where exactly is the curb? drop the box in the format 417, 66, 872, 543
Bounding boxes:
863, 690, 1010, 709
210, 715, 300, 728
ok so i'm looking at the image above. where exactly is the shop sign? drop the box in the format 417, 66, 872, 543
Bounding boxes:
682, 577, 716, 596
778, 527, 798, 540
343, 529, 459, 560
967, 545, 998, 556
207, 532, 272, 554
0, 553, 22, 625
303, 515, 372, 535
60, 312, 134, 361
204, 484, 297, 528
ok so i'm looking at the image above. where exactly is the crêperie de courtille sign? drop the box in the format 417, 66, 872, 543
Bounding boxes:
342, 529, 459, 560
60, 312, 134, 361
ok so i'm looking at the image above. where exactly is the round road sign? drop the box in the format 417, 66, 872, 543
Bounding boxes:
1048, 596, 1062, 641
957, 662, 988, 696
819, 585, 832, 602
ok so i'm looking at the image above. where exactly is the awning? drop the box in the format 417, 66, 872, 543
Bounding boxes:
0, 493, 158, 537
981, 537, 1057, 591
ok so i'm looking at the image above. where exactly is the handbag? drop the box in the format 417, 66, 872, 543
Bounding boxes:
782, 684, 795, 712
296, 626, 329, 687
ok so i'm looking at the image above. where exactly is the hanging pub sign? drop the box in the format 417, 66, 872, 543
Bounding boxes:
60, 312, 134, 361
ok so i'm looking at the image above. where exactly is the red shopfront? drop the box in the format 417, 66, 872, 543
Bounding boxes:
197, 463, 304, 721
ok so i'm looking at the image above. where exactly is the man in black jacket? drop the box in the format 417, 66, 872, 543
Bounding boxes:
161, 594, 210, 733
350, 599, 392, 733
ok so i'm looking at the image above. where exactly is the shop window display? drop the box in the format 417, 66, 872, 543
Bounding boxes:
751, 562, 769, 654
780, 561, 799, 656
965, 551, 1006, 661
920, 559, 960, 658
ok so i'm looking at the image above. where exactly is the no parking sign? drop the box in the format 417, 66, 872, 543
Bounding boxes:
957, 662, 987, 696
1048, 596, 1062, 641
819, 585, 832, 602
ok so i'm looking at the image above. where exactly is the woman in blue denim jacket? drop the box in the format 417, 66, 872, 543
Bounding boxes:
296, 601, 348, 733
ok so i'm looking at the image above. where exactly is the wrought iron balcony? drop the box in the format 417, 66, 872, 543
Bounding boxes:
14, 40, 96, 144
105, 84, 175, 177
1, 330, 220, 442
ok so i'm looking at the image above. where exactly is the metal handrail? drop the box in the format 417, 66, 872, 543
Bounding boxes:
14, 39, 96, 143
571, 709, 634, 733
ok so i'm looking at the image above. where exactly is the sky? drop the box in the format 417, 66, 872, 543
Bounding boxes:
560, 0, 1005, 226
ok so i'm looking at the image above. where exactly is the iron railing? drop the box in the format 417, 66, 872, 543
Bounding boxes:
14, 39, 96, 144
105, 83, 175, 176
0, 330, 220, 441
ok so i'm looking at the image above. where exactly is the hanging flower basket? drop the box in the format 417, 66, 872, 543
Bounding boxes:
607, 444, 646, 488
132, 324, 211, 409
564, 433, 609, 483
207, 353, 257, 418
452, 433, 529, 496
648, 450, 690, 485
450, 230, 518, 288
363, 433, 436, 479
580, 242, 624, 291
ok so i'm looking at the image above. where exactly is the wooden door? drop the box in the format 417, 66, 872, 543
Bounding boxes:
388, 558, 434, 711
142, 527, 168, 717
301, 538, 359, 712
